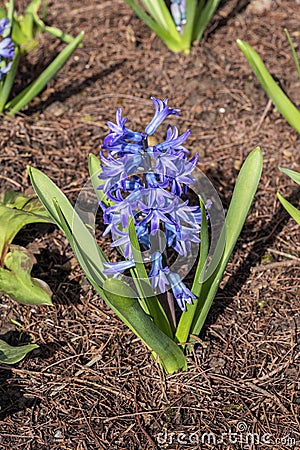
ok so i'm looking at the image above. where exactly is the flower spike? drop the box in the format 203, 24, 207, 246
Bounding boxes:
99, 96, 207, 311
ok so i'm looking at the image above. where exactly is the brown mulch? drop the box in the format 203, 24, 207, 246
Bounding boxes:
0, 0, 299, 448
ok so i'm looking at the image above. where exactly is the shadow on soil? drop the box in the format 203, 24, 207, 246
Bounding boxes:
0, 367, 38, 420
25, 60, 126, 115
202, 185, 300, 333
0, 331, 69, 420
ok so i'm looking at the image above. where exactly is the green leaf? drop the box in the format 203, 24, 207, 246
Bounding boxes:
277, 192, 300, 225
0, 190, 51, 264
0, 339, 38, 365
279, 167, 300, 186
0, 8, 6, 19
237, 39, 300, 134
6, 31, 84, 114
285, 28, 300, 79
0, 46, 20, 113
25, 0, 41, 15
44, 25, 80, 45
28, 166, 107, 278
88, 153, 114, 207
180, 0, 197, 53
7, 0, 14, 26
141, 0, 178, 35
124, 0, 182, 52
31, 9, 81, 46
191, 147, 263, 336
193, 0, 221, 42
11, 19, 37, 50
103, 278, 187, 373
0, 245, 53, 305
22, 0, 41, 40
51, 198, 150, 341
0, 189, 51, 216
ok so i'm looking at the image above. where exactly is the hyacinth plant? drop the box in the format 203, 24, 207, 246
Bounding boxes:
0, 0, 83, 114
29, 97, 262, 373
124, 0, 221, 53
237, 32, 299, 225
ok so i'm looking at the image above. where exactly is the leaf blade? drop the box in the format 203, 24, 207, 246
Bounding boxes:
277, 192, 300, 225
191, 147, 263, 336
6, 32, 84, 113
103, 278, 187, 373
0, 340, 39, 365
237, 39, 300, 134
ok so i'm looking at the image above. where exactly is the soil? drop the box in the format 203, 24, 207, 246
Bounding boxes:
0, 0, 299, 449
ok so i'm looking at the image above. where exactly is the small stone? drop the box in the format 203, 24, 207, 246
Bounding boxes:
46, 101, 68, 117
234, 159, 242, 171
247, 0, 272, 15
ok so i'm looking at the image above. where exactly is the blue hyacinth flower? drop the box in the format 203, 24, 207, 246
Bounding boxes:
98, 96, 210, 312
0, 19, 15, 80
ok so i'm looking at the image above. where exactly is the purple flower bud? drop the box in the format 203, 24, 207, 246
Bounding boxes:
0, 37, 14, 59
145, 97, 181, 136
0, 18, 10, 35
168, 272, 195, 311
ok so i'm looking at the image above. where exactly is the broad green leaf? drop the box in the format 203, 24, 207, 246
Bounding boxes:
0, 191, 51, 263
6, 31, 84, 114
191, 147, 263, 336
279, 167, 300, 186
103, 278, 187, 373
237, 39, 300, 134
51, 198, 150, 342
277, 192, 300, 225
0, 189, 51, 216
0, 340, 38, 365
28, 166, 107, 279
21, 13, 35, 41
0, 245, 53, 305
